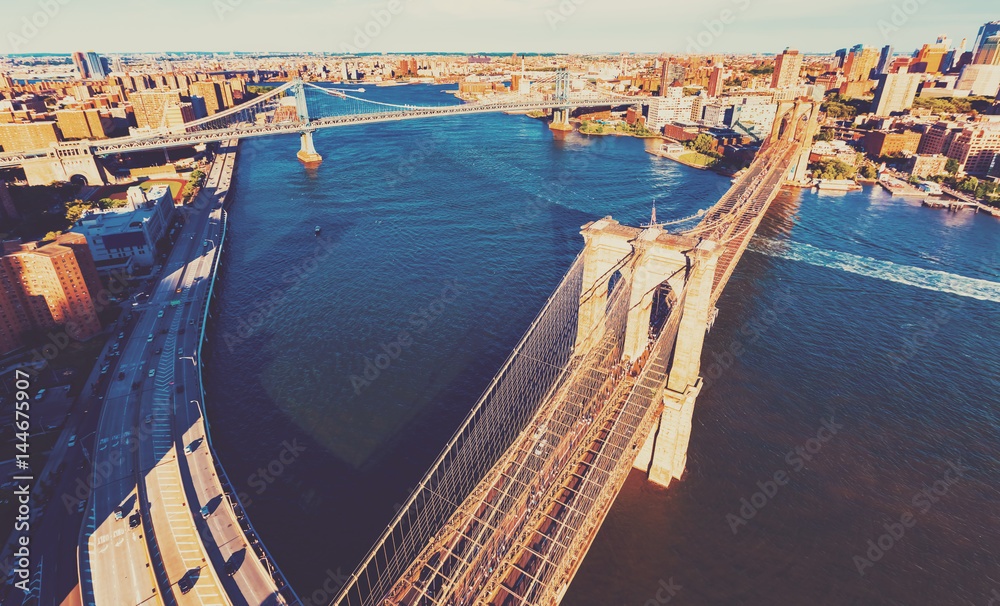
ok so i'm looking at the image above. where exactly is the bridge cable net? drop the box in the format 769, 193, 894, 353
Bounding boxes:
166, 80, 296, 134
331, 253, 590, 606
504, 284, 689, 606
384, 259, 640, 606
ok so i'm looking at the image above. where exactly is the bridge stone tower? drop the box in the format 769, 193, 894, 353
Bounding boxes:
292, 78, 322, 164
22, 141, 109, 186
766, 98, 820, 183
577, 218, 719, 487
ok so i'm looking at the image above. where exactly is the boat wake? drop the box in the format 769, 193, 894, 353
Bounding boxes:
750, 238, 1000, 304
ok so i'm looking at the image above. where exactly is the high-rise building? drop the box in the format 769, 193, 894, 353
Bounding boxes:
973, 21, 1000, 57
875, 45, 894, 75
111, 55, 125, 73
0, 233, 102, 351
871, 69, 922, 116
189, 81, 225, 115
83, 52, 108, 80
72, 52, 89, 79
914, 43, 948, 73
707, 65, 725, 98
646, 87, 695, 130
974, 35, 1000, 66
771, 49, 802, 89
946, 123, 1000, 174
834, 48, 848, 69
0, 122, 60, 153
844, 45, 880, 81
163, 102, 195, 128
955, 63, 1000, 96
129, 89, 184, 129
918, 121, 965, 156
56, 108, 111, 140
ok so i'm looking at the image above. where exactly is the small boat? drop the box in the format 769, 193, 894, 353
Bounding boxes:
315, 225, 321, 234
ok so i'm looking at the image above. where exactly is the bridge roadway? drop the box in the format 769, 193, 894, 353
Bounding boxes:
81, 143, 287, 605
0, 96, 636, 167
373, 132, 808, 606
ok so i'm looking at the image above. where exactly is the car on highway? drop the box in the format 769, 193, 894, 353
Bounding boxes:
199, 504, 210, 518
224, 559, 238, 576
154, 348, 161, 355
157, 309, 164, 318
184, 443, 193, 455
67, 434, 76, 447
77, 500, 86, 513
118, 332, 124, 339
35, 389, 46, 400
147, 334, 153, 342
118, 371, 125, 380
100, 365, 109, 374
144, 414, 152, 424
132, 381, 140, 390
176, 286, 183, 294
114, 505, 124, 521
178, 572, 193, 594
148, 369, 155, 378
178, 328, 185, 335
129, 512, 141, 529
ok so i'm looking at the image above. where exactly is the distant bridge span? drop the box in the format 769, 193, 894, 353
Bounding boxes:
0, 72, 643, 174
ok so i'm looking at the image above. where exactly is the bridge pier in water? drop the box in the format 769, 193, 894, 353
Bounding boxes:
296, 129, 322, 164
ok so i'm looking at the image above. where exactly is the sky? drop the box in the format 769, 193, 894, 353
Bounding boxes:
1, 0, 996, 56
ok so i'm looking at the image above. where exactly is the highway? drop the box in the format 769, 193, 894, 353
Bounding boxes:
80, 141, 289, 606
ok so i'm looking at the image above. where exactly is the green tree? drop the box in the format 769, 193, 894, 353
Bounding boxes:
859, 164, 878, 179
814, 129, 834, 142
693, 133, 717, 155
944, 158, 960, 174
959, 177, 979, 193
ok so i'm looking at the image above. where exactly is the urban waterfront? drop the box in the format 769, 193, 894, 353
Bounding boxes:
202, 84, 1000, 605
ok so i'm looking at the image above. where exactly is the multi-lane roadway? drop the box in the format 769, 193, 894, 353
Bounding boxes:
80, 141, 287, 606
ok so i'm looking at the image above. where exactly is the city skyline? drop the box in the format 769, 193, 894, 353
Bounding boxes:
2, 0, 996, 55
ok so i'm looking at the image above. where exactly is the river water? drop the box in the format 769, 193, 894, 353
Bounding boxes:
204, 83, 1000, 606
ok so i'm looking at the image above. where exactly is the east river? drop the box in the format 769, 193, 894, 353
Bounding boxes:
204, 83, 1000, 605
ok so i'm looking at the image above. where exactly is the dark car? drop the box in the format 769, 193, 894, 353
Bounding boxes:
154, 348, 161, 355
224, 560, 238, 576
118, 371, 125, 381
129, 512, 141, 528
178, 572, 193, 594
132, 381, 140, 390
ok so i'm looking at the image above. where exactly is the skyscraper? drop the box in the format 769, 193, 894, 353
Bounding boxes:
707, 64, 725, 98
844, 45, 880, 81
875, 45, 894, 75
83, 52, 108, 80
72, 52, 89, 79
974, 36, 1000, 66
771, 49, 802, 89
834, 48, 847, 69
973, 21, 1000, 57
871, 68, 922, 116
